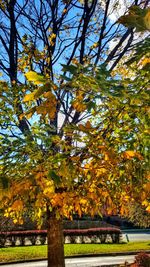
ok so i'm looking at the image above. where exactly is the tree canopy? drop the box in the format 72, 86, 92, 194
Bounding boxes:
0, 1, 149, 266
0, 35, 149, 224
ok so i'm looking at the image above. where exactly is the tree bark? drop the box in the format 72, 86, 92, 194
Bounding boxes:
47, 208, 65, 267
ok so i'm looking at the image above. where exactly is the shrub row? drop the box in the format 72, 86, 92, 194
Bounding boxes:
0, 230, 47, 247
64, 227, 121, 235
64, 227, 121, 243
0, 227, 121, 247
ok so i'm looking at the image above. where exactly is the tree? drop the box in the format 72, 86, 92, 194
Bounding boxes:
0, 1, 150, 267
111, 33, 150, 228
127, 203, 150, 228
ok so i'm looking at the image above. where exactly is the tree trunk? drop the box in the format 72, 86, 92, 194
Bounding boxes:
47, 208, 65, 267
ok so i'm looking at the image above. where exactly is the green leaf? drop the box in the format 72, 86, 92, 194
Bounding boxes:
118, 6, 150, 32
87, 101, 96, 111
48, 170, 61, 185
0, 175, 9, 189
61, 64, 78, 74
60, 75, 71, 81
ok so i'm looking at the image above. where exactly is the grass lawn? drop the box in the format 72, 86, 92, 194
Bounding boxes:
0, 242, 150, 263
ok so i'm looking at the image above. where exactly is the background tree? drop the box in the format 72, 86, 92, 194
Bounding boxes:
127, 203, 150, 228
0, 1, 150, 267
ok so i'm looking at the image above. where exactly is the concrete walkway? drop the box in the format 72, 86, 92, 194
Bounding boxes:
122, 230, 150, 242
0, 255, 135, 267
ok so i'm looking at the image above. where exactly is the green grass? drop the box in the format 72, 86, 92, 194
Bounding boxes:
64, 242, 150, 256
0, 242, 150, 263
0, 246, 47, 263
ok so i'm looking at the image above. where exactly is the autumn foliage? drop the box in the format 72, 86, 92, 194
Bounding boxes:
0, 1, 150, 266
1, 56, 149, 224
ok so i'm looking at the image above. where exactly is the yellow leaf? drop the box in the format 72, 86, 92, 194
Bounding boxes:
120, 206, 125, 215
19, 113, 24, 120
143, 182, 150, 193
53, 84, 58, 90
92, 42, 99, 48
63, 8, 67, 14
43, 179, 55, 195
104, 152, 109, 161
141, 191, 146, 201
37, 208, 42, 218
48, 107, 56, 119
71, 156, 80, 162
142, 199, 149, 206
18, 218, 23, 225
4, 211, 9, 217
146, 173, 150, 180
13, 218, 18, 224
123, 150, 142, 159
89, 184, 95, 193
144, 9, 150, 30
72, 58, 78, 65
25, 71, 46, 85
23, 92, 35, 102
12, 200, 23, 211
49, 33, 56, 46
80, 198, 87, 205
43, 91, 52, 98
124, 150, 136, 158
51, 135, 61, 144
138, 56, 150, 69
35, 93, 57, 119
96, 168, 107, 176
72, 100, 86, 112
146, 205, 150, 213
26, 112, 33, 119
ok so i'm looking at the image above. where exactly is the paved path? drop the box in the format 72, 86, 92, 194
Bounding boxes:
122, 230, 150, 242
0, 255, 135, 267
66, 255, 135, 266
